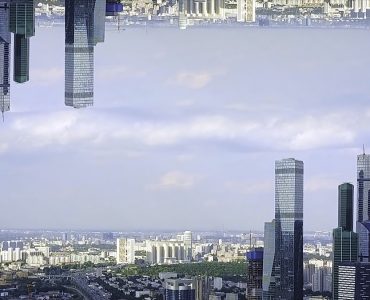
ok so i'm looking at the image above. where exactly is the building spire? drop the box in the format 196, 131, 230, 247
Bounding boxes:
364, 144, 366, 156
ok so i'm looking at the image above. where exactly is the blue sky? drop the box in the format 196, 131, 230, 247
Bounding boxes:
0, 26, 369, 231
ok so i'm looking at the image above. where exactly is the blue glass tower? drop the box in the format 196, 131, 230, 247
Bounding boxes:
274, 158, 304, 299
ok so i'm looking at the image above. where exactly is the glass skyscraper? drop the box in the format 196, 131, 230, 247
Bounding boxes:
65, 0, 96, 108
332, 183, 358, 300
0, 0, 10, 113
274, 158, 304, 300
9, 0, 35, 83
262, 220, 275, 300
164, 278, 196, 300
357, 154, 370, 262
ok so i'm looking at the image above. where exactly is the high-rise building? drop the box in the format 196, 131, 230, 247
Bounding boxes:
165, 278, 196, 300
9, 0, 35, 83
195, 276, 211, 300
65, 0, 96, 108
262, 220, 275, 300
93, 0, 105, 45
0, 0, 10, 113
247, 248, 263, 300
333, 183, 358, 300
338, 183, 354, 232
116, 238, 136, 264
338, 262, 370, 299
274, 158, 304, 299
357, 153, 370, 262
183, 231, 192, 261
179, 0, 225, 19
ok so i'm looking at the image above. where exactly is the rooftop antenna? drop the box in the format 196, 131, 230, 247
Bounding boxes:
363, 144, 366, 155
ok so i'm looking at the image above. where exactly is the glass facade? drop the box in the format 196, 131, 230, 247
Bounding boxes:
274, 158, 303, 300
338, 183, 354, 231
65, 0, 96, 108
262, 220, 275, 300
357, 154, 370, 262
338, 262, 370, 299
332, 228, 358, 300
0, 0, 10, 113
9, 0, 35, 84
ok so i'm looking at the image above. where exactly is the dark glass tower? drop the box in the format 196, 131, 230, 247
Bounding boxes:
338, 262, 370, 299
338, 183, 354, 231
65, 0, 96, 108
274, 158, 304, 300
9, 0, 35, 83
0, 0, 10, 113
357, 154, 370, 262
332, 183, 358, 300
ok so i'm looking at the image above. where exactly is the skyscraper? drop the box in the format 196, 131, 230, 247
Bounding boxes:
247, 248, 263, 300
65, 0, 97, 108
262, 220, 275, 300
0, 0, 10, 113
357, 153, 370, 262
338, 183, 354, 232
183, 231, 192, 261
9, 0, 35, 84
332, 183, 358, 300
274, 158, 304, 300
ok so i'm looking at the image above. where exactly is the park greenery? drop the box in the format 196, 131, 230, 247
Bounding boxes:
117, 261, 247, 281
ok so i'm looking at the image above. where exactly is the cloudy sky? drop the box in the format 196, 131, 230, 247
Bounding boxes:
1, 26, 369, 231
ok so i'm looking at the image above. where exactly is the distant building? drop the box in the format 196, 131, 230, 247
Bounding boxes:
0, 0, 10, 113
262, 220, 275, 299
236, 0, 255, 22
178, 0, 225, 19
183, 231, 192, 261
274, 158, 304, 299
246, 248, 263, 300
338, 262, 370, 299
116, 238, 136, 264
9, 0, 35, 83
165, 278, 196, 300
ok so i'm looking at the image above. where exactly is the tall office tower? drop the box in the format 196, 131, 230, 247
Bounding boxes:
274, 158, 304, 300
9, 0, 35, 84
246, 248, 263, 300
357, 153, 370, 262
262, 220, 275, 300
116, 238, 136, 264
337, 262, 370, 299
338, 183, 354, 231
332, 183, 358, 300
165, 278, 196, 300
0, 0, 10, 113
65, 0, 96, 108
93, 0, 105, 45
183, 231, 192, 261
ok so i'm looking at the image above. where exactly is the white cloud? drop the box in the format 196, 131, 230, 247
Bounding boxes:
170, 71, 214, 89
149, 171, 200, 190
0, 109, 366, 155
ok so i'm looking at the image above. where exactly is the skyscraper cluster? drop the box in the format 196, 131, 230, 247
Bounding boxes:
0, 0, 34, 115
332, 152, 370, 299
